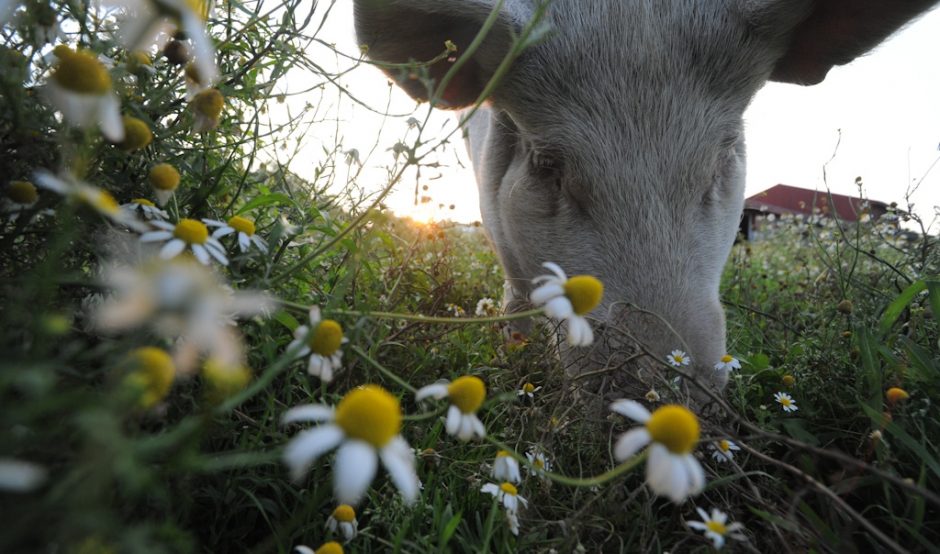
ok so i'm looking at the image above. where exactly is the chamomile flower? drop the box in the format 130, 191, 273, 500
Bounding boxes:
294, 542, 344, 554
286, 306, 347, 383
526, 449, 552, 477
415, 376, 487, 441
122, 346, 176, 408
148, 163, 180, 206
326, 504, 358, 542
713, 354, 740, 372
610, 400, 705, 503
33, 170, 146, 231
475, 297, 498, 316
191, 88, 223, 132
117, 115, 152, 151
774, 391, 798, 413
44, 46, 123, 141
517, 382, 540, 399
205, 215, 268, 253
481, 481, 528, 515
2, 180, 39, 220
686, 507, 746, 549
530, 262, 603, 346
667, 350, 691, 367
492, 450, 521, 483
122, 198, 168, 220
282, 385, 420, 506
709, 439, 740, 463
139, 218, 228, 265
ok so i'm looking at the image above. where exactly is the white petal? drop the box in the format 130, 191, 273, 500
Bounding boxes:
238, 232, 250, 252
191, 243, 211, 265
456, 415, 474, 441
470, 415, 486, 439
319, 359, 334, 383
544, 296, 573, 320
415, 382, 450, 401
32, 170, 69, 194
293, 547, 315, 554
541, 261, 568, 281
97, 93, 125, 142
613, 428, 651, 461
184, 14, 219, 85
281, 404, 334, 424
0, 459, 47, 492
292, 325, 310, 341
684, 454, 706, 497
481, 483, 499, 496
308, 305, 322, 325
307, 354, 324, 377
381, 436, 420, 504
252, 235, 269, 253
139, 230, 174, 242
529, 282, 564, 305
154, 188, 173, 206
159, 239, 187, 259
566, 316, 593, 346
283, 424, 344, 480
212, 226, 235, 238
334, 440, 379, 506
445, 404, 461, 435
610, 400, 651, 423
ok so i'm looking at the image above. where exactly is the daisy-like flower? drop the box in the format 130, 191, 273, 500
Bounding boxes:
205, 215, 268, 253
774, 391, 798, 413
117, 115, 152, 151
326, 504, 358, 542
44, 46, 123, 141
667, 349, 691, 368
610, 400, 705, 503
709, 439, 741, 463
526, 449, 552, 477
530, 262, 603, 346
122, 198, 168, 220
0, 458, 47, 493
475, 297, 498, 316
481, 481, 528, 515
148, 163, 181, 206
125, 50, 155, 77
517, 382, 541, 399
139, 218, 228, 265
286, 306, 347, 383
33, 170, 146, 231
201, 356, 251, 398
415, 376, 487, 441
281, 385, 420, 505
122, 346, 176, 408
686, 507, 746, 549
2, 180, 39, 219
492, 450, 521, 483
294, 542, 344, 554
191, 88, 224, 132
713, 354, 740, 372
107, 0, 218, 89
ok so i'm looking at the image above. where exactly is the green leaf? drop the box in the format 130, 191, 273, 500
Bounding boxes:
748, 352, 770, 371
236, 193, 295, 214
273, 310, 300, 333
879, 279, 926, 337
926, 278, 940, 322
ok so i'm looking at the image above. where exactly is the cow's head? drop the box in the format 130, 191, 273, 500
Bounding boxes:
353, 0, 936, 393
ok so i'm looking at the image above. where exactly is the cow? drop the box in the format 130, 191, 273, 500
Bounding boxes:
351, 0, 938, 398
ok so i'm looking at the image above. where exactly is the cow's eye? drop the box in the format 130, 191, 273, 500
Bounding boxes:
530, 150, 564, 181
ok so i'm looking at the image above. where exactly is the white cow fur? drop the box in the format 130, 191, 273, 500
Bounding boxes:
353, 0, 937, 394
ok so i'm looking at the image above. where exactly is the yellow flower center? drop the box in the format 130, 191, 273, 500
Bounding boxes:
119, 116, 152, 151
307, 320, 343, 356
496, 450, 511, 458
174, 218, 209, 244
718, 439, 730, 452
563, 275, 604, 315
315, 542, 344, 554
781, 374, 795, 387
131, 198, 155, 207
227, 215, 255, 236
127, 51, 151, 71
886, 387, 909, 404
706, 520, 728, 535
522, 382, 536, 394
125, 347, 175, 408
645, 404, 700, 455
149, 163, 181, 191
672, 353, 685, 364
334, 385, 401, 448
779, 396, 792, 407
332, 504, 356, 523
52, 48, 111, 94
532, 457, 544, 469
79, 188, 120, 215
192, 88, 224, 119
447, 375, 486, 414
7, 180, 37, 204
202, 358, 251, 395
720, 354, 733, 363
499, 482, 518, 496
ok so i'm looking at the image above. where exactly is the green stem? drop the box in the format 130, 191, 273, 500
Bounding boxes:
279, 299, 543, 325
350, 345, 417, 394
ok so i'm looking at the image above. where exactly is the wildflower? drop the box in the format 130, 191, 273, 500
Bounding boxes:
869, 429, 883, 443
492, 450, 521, 483
667, 349, 691, 367
205, 215, 269, 254
481, 481, 528, 515
326, 504, 358, 542
286, 306, 347, 383
0, 459, 47, 492
781, 374, 795, 387
121, 198, 168, 220
415, 376, 487, 441
33, 170, 146, 231
774, 391, 798, 413
506, 330, 528, 353
475, 297, 498, 316
530, 261, 603, 346
191, 88, 223, 132
886, 387, 909, 406
202, 357, 251, 398
148, 163, 181, 206
293, 542, 344, 554
610, 400, 705, 503
709, 439, 740, 463
122, 346, 176, 408
4, 180, 37, 207
125, 50, 154, 76
517, 382, 540, 399
139, 218, 228, 265
687, 507, 746, 549
118, 115, 152, 151
281, 385, 420, 505
645, 389, 661, 403
713, 354, 740, 372
445, 303, 465, 317
526, 449, 552, 477
108, 0, 218, 88
44, 46, 123, 141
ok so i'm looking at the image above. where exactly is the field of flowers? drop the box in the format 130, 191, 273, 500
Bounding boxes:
1, 1, 939, 553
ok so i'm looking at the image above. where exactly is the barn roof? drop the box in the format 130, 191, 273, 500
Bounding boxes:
744, 184, 889, 221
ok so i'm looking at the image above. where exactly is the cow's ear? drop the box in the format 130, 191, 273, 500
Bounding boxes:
771, 0, 937, 85
353, 0, 517, 108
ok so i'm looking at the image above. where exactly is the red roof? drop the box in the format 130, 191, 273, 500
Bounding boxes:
744, 184, 887, 221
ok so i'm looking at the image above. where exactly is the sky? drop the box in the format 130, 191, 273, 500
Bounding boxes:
284, 3, 940, 230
